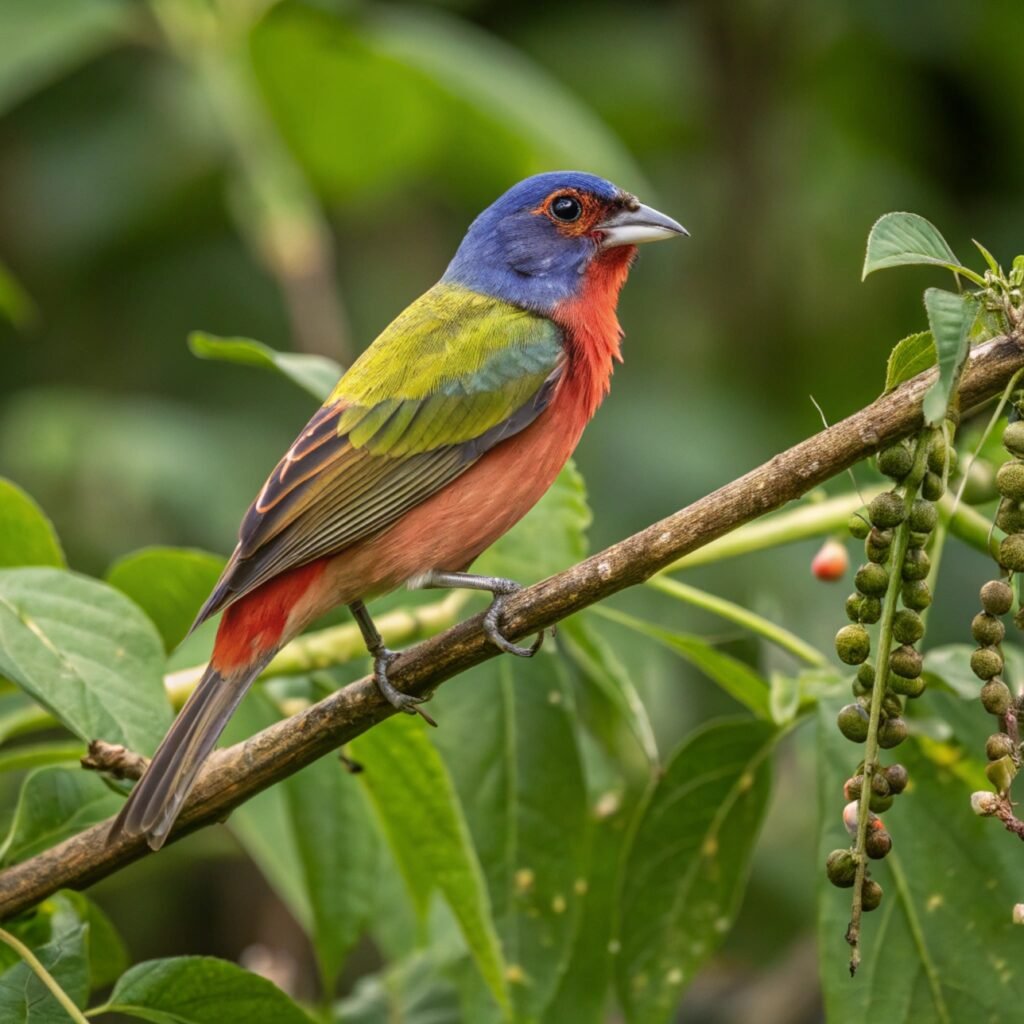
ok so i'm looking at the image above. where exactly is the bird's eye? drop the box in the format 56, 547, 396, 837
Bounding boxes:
550, 194, 582, 222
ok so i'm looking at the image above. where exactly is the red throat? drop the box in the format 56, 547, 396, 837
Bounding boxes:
551, 245, 636, 421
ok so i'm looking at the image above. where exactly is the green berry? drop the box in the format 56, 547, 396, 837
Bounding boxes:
881, 693, 903, 720
855, 563, 889, 597
845, 592, 864, 622
927, 434, 955, 475
838, 703, 870, 742
848, 512, 871, 540
971, 646, 1004, 681
921, 472, 944, 501
1003, 420, 1024, 459
972, 612, 1005, 647
857, 662, 876, 689
906, 530, 930, 549
844, 775, 863, 801
1000, 533, 1024, 573
902, 579, 932, 610
869, 492, 906, 529
859, 596, 882, 624
878, 717, 908, 749
836, 625, 870, 665
878, 443, 912, 480
884, 764, 908, 793
866, 535, 892, 565
869, 792, 893, 813
901, 548, 930, 582
995, 499, 1024, 535
861, 878, 884, 911
826, 849, 857, 888
890, 644, 922, 679
893, 609, 924, 644
986, 733, 1015, 761
908, 498, 938, 533
870, 773, 890, 797
981, 679, 1012, 716
981, 580, 1013, 615
997, 461, 1024, 502
986, 754, 1017, 793
889, 673, 926, 698
866, 828, 892, 859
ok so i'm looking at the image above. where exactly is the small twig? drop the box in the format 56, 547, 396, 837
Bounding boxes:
0, 925, 90, 1024
80, 741, 149, 782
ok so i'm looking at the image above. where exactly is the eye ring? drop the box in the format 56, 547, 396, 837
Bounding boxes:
549, 194, 582, 223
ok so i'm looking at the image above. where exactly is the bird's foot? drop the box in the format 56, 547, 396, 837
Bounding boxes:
372, 646, 437, 726
482, 581, 546, 658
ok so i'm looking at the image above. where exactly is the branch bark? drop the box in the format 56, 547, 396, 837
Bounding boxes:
2, 333, 1022, 919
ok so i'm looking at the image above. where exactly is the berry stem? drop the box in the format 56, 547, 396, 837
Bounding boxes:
846, 430, 933, 974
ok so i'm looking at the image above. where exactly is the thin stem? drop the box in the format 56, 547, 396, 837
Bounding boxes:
0, 926, 90, 1024
846, 430, 932, 974
646, 575, 827, 667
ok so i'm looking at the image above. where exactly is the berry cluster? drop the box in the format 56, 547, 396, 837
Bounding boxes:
826, 428, 954, 913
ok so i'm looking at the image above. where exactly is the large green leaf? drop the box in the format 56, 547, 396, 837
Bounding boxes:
189, 332, 341, 401
922, 289, 978, 426
817, 696, 1024, 1022
0, 0, 133, 115
884, 331, 935, 392
0, 892, 89, 1023
862, 212, 962, 278
594, 606, 771, 719
226, 691, 377, 988
0, 766, 121, 864
352, 714, 510, 1017
0, 741, 84, 774
95, 957, 317, 1023
615, 718, 776, 1024
0, 479, 64, 569
0, 568, 172, 753
106, 546, 226, 652
430, 652, 590, 1022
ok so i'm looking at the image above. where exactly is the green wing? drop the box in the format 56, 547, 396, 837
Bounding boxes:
193, 284, 564, 625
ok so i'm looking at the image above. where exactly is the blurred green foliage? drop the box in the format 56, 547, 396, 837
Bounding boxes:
2, 1, 1024, 1022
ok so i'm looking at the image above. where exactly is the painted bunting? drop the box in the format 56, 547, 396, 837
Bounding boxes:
112, 171, 685, 849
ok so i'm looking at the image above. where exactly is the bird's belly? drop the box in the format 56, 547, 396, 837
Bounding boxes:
323, 391, 587, 604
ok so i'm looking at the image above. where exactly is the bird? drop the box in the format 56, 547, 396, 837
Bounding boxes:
110, 170, 685, 850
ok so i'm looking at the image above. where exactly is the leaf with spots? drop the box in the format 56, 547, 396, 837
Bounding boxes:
0, 568, 172, 754
430, 652, 590, 1023
615, 718, 776, 1024
818, 694, 1024, 1023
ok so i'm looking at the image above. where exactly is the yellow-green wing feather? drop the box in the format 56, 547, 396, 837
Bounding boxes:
192, 284, 564, 625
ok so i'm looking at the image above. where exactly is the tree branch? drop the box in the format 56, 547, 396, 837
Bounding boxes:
2, 334, 1022, 920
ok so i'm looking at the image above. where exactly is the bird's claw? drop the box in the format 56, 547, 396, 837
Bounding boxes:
484, 587, 546, 658
373, 648, 437, 727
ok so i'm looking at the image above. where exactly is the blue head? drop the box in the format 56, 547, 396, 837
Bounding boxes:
442, 171, 685, 314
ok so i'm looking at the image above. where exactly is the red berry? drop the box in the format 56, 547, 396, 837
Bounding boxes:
812, 539, 849, 582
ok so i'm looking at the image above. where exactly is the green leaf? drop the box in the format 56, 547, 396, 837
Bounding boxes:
97, 956, 317, 1023
0, 568, 172, 754
189, 332, 341, 401
334, 951, 461, 1024
351, 714, 510, 1016
924, 643, 1024, 701
0, 740, 84, 774
561, 616, 659, 765
226, 691, 377, 987
106, 546, 226, 652
0, 479, 64, 569
817, 697, 1024, 1022
79, 895, 129, 991
973, 238, 1000, 275
862, 212, 963, 279
615, 718, 776, 1024
922, 289, 978, 425
430, 653, 589, 1022
769, 670, 801, 725
594, 607, 771, 719
0, 765, 121, 864
0, 892, 89, 1022
0, 263, 36, 330
0, 0, 133, 116
884, 331, 935, 392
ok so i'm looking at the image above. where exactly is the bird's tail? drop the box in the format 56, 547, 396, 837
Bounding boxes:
108, 656, 269, 851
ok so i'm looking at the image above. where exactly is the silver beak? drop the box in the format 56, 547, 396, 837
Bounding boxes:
596, 201, 688, 248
